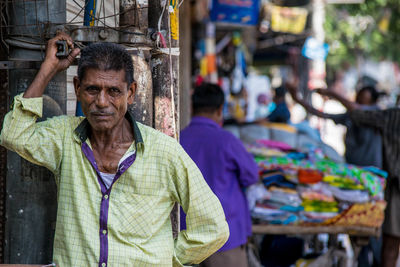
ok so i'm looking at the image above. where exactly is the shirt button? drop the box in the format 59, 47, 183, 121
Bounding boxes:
104, 195, 109, 200
102, 263, 106, 267
102, 230, 107, 235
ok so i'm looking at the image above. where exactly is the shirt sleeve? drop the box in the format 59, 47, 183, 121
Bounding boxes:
326, 113, 349, 126
227, 134, 259, 188
350, 108, 387, 130
267, 103, 290, 123
0, 94, 64, 174
170, 143, 229, 266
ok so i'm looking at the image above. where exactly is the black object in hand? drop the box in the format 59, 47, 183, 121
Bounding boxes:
56, 40, 69, 58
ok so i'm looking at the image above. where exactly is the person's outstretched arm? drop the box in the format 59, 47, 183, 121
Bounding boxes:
286, 82, 335, 119
314, 88, 359, 111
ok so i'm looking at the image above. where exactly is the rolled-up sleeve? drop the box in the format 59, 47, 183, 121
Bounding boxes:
350, 108, 387, 130
0, 94, 64, 174
171, 144, 229, 266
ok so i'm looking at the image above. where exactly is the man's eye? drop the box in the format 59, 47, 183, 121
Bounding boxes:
110, 88, 121, 94
86, 86, 99, 92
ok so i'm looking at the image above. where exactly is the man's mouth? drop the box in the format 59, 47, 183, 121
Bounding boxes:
90, 112, 113, 118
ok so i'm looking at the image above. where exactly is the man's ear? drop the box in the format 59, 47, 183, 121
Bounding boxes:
73, 76, 81, 101
216, 105, 224, 122
217, 105, 223, 117
128, 82, 136, 105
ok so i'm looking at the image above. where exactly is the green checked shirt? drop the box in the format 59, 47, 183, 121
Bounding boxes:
0, 94, 229, 267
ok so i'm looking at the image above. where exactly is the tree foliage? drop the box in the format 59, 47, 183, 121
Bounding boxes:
324, 0, 400, 72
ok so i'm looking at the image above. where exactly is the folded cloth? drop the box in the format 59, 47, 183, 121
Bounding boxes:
298, 169, 323, 184
262, 170, 297, 189
328, 186, 370, 203
302, 199, 339, 213
257, 139, 293, 151
323, 175, 365, 190
362, 166, 388, 179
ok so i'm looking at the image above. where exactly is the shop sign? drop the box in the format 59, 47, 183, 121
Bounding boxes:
210, 0, 260, 26
301, 37, 330, 61
270, 5, 308, 34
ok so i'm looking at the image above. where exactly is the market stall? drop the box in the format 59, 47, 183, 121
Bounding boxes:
225, 123, 386, 264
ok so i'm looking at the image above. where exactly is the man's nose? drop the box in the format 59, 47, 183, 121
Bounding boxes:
95, 90, 109, 108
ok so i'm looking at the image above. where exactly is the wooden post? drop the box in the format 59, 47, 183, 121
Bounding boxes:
148, 0, 180, 236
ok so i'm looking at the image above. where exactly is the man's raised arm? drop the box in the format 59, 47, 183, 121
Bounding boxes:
24, 32, 80, 98
0, 32, 80, 173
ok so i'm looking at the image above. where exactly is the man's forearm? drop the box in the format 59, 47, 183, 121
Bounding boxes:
23, 63, 57, 98
322, 89, 359, 111
23, 32, 80, 98
293, 96, 331, 119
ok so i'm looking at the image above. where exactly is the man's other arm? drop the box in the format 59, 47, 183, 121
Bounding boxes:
171, 144, 229, 266
227, 134, 259, 188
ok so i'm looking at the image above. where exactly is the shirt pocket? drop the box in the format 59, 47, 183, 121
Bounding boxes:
109, 192, 172, 240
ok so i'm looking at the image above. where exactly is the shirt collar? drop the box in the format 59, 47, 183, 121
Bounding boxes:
74, 112, 144, 152
190, 116, 221, 128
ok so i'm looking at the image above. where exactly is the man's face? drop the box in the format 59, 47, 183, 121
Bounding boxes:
74, 68, 136, 132
356, 90, 372, 105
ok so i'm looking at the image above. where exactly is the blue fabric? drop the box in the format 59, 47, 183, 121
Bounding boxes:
261, 170, 296, 189
267, 102, 290, 123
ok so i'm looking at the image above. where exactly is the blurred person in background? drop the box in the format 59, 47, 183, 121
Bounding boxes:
289, 83, 400, 267
288, 85, 382, 169
180, 83, 259, 267
256, 85, 291, 124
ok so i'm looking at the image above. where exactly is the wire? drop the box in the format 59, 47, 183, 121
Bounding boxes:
167, 3, 177, 139
67, 1, 85, 24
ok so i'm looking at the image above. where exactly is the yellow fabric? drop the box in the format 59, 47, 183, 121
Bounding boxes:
261, 122, 297, 133
0, 94, 229, 267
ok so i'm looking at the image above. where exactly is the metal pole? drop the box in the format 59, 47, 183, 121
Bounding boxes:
5, 0, 66, 264
75, 0, 98, 116
149, 0, 180, 237
120, 0, 153, 126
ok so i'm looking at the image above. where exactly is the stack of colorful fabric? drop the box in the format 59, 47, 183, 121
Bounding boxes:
246, 140, 387, 226
250, 169, 302, 224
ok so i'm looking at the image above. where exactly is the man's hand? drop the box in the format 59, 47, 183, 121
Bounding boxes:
285, 78, 299, 101
314, 88, 332, 98
41, 32, 80, 75
23, 32, 80, 98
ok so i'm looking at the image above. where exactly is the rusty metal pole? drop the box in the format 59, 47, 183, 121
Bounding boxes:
148, 0, 180, 236
4, 0, 66, 264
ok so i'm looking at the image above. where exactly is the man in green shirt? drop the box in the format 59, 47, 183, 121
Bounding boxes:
0, 33, 229, 266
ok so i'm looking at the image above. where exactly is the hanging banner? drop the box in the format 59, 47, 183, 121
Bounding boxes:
210, 0, 260, 26
270, 5, 308, 34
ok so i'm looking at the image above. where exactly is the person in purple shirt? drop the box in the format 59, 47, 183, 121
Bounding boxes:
180, 83, 259, 267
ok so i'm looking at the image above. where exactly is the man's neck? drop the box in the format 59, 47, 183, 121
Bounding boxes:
193, 112, 220, 124
90, 118, 134, 150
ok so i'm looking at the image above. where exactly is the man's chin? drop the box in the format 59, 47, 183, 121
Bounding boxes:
88, 119, 113, 132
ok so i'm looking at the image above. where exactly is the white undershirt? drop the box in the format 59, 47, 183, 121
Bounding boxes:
98, 151, 135, 189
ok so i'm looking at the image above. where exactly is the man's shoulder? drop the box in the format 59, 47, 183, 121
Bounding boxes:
136, 121, 179, 146
40, 115, 84, 128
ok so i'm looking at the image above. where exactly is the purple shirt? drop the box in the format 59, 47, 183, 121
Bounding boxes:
180, 116, 259, 251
